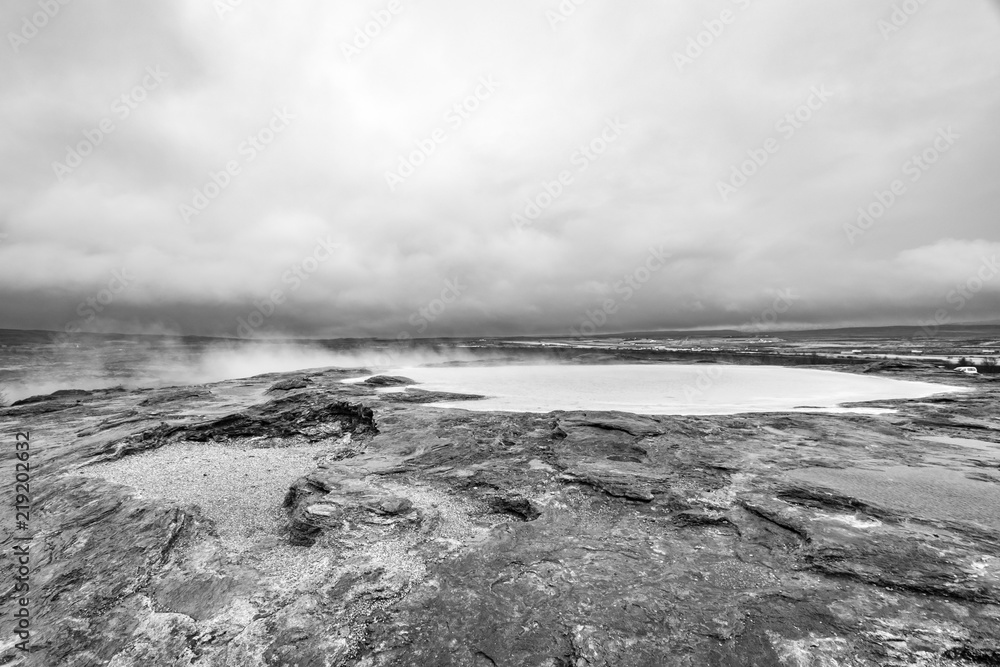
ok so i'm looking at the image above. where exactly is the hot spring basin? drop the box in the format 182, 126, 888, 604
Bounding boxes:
373, 364, 965, 415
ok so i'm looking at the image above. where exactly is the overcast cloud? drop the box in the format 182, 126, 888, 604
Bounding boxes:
1, 0, 999, 339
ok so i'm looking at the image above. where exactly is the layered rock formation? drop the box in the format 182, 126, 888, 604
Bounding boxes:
0, 364, 998, 665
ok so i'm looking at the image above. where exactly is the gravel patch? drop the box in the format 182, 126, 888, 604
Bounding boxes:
86, 441, 513, 602
87, 440, 324, 552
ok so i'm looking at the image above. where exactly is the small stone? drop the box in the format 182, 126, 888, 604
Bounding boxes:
306, 504, 342, 517
372, 496, 412, 515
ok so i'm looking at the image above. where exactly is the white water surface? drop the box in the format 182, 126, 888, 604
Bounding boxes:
371, 364, 966, 415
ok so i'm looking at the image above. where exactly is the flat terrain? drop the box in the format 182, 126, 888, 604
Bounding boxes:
1, 351, 999, 666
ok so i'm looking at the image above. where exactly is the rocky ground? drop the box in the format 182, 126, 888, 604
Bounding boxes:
1, 360, 998, 666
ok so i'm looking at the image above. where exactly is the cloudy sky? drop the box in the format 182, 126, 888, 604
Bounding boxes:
1, 0, 999, 339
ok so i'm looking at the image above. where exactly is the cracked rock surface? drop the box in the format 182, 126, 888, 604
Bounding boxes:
1, 364, 998, 665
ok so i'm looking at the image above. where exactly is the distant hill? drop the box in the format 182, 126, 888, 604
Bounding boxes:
1, 323, 998, 346
550, 324, 1000, 342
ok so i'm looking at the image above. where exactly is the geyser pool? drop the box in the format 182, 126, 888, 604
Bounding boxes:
368, 364, 966, 415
